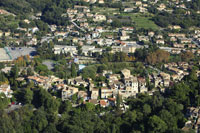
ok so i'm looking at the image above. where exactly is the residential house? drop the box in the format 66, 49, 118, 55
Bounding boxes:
28, 75, 51, 90
168, 67, 184, 75
173, 43, 185, 48
138, 35, 149, 42
92, 32, 100, 38
98, 0, 104, 4
90, 0, 97, 3
168, 33, 186, 38
179, 38, 192, 44
139, 7, 147, 13
169, 25, 181, 30
100, 100, 108, 107
93, 14, 106, 22
156, 40, 165, 45
124, 8, 134, 12
54, 45, 77, 56
82, 45, 102, 56
157, 3, 166, 11
122, 27, 134, 31
78, 91, 88, 101
111, 45, 142, 54
138, 77, 147, 93
0, 84, 13, 98
101, 87, 113, 99
156, 35, 163, 39
187, 44, 196, 48
95, 27, 103, 33
102, 70, 113, 77
4, 32, 10, 37
121, 69, 131, 78
62, 86, 78, 101
123, 76, 138, 94
148, 31, 155, 37
170, 37, 177, 42
135, 1, 142, 6
68, 76, 88, 87
54, 84, 68, 91
54, 32, 67, 37
120, 35, 130, 41
91, 88, 99, 99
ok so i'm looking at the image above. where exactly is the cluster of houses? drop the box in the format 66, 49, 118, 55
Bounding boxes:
53, 43, 143, 57
183, 107, 200, 132
27, 75, 64, 90
1, 0, 200, 60
138, 31, 200, 55
59, 69, 148, 106
164, 62, 190, 81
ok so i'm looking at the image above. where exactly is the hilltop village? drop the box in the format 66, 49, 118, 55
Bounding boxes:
1, 0, 200, 132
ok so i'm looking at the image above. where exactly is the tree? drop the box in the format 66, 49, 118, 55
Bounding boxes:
148, 115, 167, 133
0, 72, 7, 84
170, 82, 190, 105
0, 63, 5, 70
181, 51, 194, 62
84, 102, 95, 111
143, 104, 151, 115
146, 49, 170, 65
159, 109, 177, 132
31, 109, 48, 132
116, 93, 122, 110
77, 45, 82, 55
27, 68, 34, 76
10, 65, 19, 79
23, 88, 33, 104
82, 66, 97, 80
71, 63, 77, 78
97, 65, 107, 73
43, 123, 59, 133
0, 93, 10, 109
111, 19, 122, 28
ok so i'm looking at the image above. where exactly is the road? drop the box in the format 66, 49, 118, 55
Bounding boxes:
192, 39, 200, 48
70, 20, 86, 32
146, 65, 161, 73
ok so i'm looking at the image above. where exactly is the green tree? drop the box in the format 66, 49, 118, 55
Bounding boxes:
85, 102, 95, 111
10, 65, 19, 79
116, 93, 122, 110
148, 115, 167, 133
27, 67, 34, 76
23, 88, 33, 104
143, 104, 151, 115
31, 109, 48, 132
159, 109, 177, 132
71, 63, 77, 78
0, 63, 5, 70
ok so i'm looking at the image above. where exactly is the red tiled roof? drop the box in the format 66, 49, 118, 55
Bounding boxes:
100, 100, 107, 106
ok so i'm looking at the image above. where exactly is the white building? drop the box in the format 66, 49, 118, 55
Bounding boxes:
0, 84, 13, 98
54, 45, 77, 56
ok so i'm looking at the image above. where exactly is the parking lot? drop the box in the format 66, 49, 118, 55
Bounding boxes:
0, 48, 11, 62
5, 47, 37, 60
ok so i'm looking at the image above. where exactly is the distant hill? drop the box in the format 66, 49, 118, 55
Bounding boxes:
0, 0, 73, 25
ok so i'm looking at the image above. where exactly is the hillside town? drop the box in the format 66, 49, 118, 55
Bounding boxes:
1, 0, 200, 132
